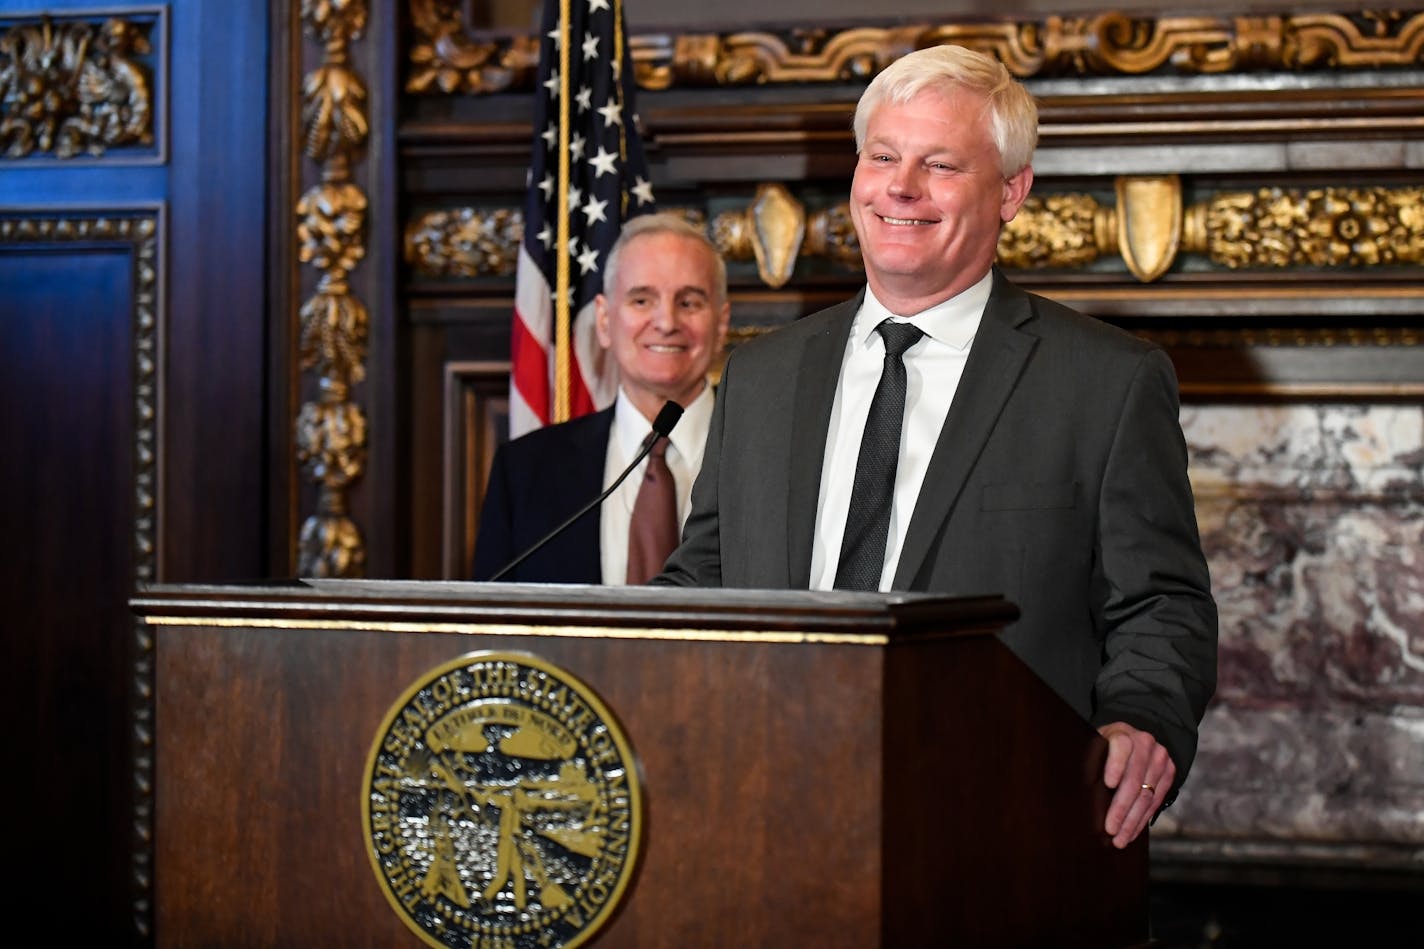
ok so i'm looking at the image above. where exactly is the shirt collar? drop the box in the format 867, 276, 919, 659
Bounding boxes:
612, 382, 715, 462
855, 271, 993, 353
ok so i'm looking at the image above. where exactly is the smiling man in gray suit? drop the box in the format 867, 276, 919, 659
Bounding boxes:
657, 45, 1217, 849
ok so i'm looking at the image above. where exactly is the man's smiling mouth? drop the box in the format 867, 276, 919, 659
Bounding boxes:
879, 215, 936, 225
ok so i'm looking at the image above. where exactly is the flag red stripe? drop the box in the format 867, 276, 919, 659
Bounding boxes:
511, 305, 550, 426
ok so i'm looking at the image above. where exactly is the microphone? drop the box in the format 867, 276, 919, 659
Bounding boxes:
488, 400, 685, 582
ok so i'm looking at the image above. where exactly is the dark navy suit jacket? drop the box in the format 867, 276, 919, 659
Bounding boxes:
472, 408, 613, 583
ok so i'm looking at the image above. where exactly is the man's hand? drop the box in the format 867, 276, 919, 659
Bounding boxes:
1098, 721, 1174, 849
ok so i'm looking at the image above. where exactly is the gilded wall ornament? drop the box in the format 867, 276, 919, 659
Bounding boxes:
710, 184, 806, 288
302, 0, 368, 46
404, 207, 523, 277
299, 288, 369, 389
295, 400, 368, 491
405, 7, 1424, 93
802, 204, 862, 270
302, 63, 369, 164
406, 180, 1424, 285
998, 193, 1114, 271
296, 0, 370, 577
406, 0, 539, 94
298, 182, 369, 280
0, 15, 155, 158
1186, 186, 1424, 269
1117, 177, 1182, 283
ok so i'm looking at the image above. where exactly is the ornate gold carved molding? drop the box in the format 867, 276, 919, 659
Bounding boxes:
296, 0, 369, 577
1, 210, 162, 938
1185, 185, 1424, 269
0, 14, 156, 158
404, 6, 1424, 93
405, 180, 1424, 284
405, 206, 523, 277
997, 192, 1117, 272
710, 184, 806, 289
406, 0, 539, 93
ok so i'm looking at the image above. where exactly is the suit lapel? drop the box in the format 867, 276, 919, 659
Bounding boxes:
893, 274, 1038, 589
786, 296, 861, 588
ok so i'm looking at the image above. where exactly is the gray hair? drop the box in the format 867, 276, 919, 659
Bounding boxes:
852, 45, 1039, 177
604, 212, 728, 303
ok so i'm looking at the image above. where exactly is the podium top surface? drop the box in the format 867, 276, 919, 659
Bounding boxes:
133, 579, 1018, 643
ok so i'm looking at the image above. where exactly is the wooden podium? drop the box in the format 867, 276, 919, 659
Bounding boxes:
134, 580, 1148, 948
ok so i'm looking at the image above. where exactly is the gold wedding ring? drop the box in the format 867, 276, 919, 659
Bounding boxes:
1141, 783, 1155, 792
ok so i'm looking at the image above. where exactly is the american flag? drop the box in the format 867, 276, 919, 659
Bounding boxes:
510, 0, 656, 438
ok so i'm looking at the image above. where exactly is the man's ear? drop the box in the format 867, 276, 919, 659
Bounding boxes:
1001, 164, 1034, 223
594, 294, 611, 348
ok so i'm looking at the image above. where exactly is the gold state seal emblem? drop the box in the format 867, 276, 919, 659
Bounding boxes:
364, 651, 642, 949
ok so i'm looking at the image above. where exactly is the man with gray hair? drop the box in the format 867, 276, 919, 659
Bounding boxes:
658, 45, 1217, 848
475, 212, 730, 584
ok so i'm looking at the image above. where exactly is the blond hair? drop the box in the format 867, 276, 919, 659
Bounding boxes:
852, 45, 1039, 176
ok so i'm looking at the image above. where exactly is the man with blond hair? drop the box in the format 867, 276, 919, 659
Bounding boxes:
658, 46, 1217, 848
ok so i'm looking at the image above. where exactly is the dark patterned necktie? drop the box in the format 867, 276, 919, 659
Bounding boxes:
627, 439, 679, 584
834, 320, 924, 591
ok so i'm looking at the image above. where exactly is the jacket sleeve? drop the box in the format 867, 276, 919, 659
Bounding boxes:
1089, 347, 1218, 804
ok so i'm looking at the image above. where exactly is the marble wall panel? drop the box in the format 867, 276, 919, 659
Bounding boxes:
1156, 405, 1424, 871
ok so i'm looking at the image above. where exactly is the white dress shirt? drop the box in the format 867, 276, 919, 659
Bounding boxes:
600, 384, 715, 585
809, 273, 993, 591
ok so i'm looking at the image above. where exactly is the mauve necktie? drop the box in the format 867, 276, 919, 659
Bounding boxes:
834, 319, 924, 591
626, 438, 679, 584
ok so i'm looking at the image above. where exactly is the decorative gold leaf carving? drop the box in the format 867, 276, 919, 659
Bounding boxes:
407, 181, 1424, 286
637, 26, 922, 89
299, 290, 368, 387
295, 398, 368, 577
297, 512, 367, 578
296, 400, 368, 490
405, 0, 539, 94
301, 0, 368, 48
0, 15, 155, 158
404, 207, 523, 277
301, 64, 368, 162
708, 210, 752, 262
998, 193, 1113, 270
297, 0, 369, 577
405, 7, 1424, 94
803, 204, 863, 270
297, 182, 368, 279
1185, 186, 1424, 268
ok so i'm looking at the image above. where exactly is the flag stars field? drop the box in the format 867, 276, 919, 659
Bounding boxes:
509, 0, 657, 435
589, 148, 618, 177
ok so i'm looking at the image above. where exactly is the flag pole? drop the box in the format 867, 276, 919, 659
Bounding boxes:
553, 0, 573, 423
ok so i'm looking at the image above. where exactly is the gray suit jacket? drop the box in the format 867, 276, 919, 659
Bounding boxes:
659, 270, 1217, 798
